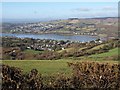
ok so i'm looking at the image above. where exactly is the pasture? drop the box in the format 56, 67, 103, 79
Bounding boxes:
2, 59, 119, 76
90, 47, 119, 57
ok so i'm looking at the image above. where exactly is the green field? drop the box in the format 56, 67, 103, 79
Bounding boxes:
90, 47, 119, 57
2, 59, 119, 76
2, 47, 119, 76
2, 60, 73, 76
91, 48, 120, 57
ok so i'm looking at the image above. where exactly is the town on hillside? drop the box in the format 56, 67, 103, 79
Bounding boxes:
2, 17, 118, 38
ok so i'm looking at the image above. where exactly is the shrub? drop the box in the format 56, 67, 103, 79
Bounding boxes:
2, 62, 120, 89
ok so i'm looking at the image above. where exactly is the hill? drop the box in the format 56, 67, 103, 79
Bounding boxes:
2, 17, 118, 38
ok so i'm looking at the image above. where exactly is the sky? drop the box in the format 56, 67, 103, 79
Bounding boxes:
1, 2, 118, 20
1, 0, 120, 2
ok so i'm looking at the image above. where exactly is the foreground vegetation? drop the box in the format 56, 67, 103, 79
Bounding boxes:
2, 61, 120, 89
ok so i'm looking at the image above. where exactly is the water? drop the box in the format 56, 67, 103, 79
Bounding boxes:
1, 33, 98, 42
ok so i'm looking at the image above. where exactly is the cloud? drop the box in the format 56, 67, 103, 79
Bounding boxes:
72, 10, 118, 18
72, 8, 91, 12
102, 6, 117, 11
34, 11, 38, 14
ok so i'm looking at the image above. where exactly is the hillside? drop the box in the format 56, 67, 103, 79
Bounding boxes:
2, 17, 118, 38
2, 37, 119, 60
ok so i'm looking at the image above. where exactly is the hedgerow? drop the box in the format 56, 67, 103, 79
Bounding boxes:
2, 62, 120, 89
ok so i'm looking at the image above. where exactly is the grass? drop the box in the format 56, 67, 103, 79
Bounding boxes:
2, 59, 119, 76
90, 47, 119, 57
88, 44, 105, 51
2, 47, 119, 76
2, 60, 73, 76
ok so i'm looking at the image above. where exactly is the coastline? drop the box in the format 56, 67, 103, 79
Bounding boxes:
1, 32, 100, 42
1, 32, 99, 37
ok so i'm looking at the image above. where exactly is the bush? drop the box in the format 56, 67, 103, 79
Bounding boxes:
68, 62, 120, 89
2, 62, 120, 89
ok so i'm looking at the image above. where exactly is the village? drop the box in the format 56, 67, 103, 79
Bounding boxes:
8, 21, 97, 35
2, 36, 119, 60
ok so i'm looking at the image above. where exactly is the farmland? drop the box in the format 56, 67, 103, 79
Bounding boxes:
2, 37, 119, 76
90, 47, 119, 57
1, 34, 120, 89
2, 60, 72, 76
1, 38, 120, 89
2, 59, 119, 76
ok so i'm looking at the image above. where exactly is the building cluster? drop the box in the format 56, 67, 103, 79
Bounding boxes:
9, 21, 98, 35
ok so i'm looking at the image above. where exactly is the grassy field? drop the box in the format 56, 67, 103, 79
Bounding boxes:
2, 59, 119, 76
90, 47, 119, 57
2, 60, 73, 76
2, 47, 119, 76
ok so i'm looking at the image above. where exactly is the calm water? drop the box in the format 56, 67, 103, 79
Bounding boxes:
1, 33, 99, 42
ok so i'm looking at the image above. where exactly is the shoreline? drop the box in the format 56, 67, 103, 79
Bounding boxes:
1, 32, 101, 42
2, 32, 99, 37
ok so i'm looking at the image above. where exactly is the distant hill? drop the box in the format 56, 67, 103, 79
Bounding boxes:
2, 17, 118, 38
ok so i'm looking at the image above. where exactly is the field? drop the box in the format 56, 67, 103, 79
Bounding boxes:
90, 47, 119, 57
2, 59, 119, 76
2, 46, 119, 76
2, 47, 120, 89
2, 60, 72, 76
